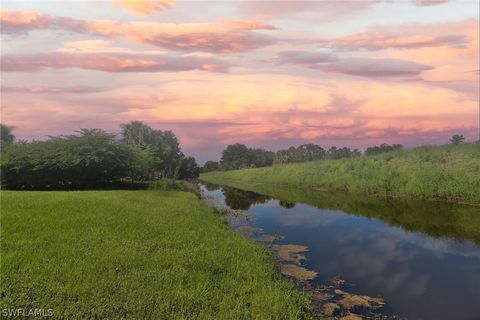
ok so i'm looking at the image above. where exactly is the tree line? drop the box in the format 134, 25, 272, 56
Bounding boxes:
0, 122, 199, 190
202, 143, 364, 172
201, 134, 470, 172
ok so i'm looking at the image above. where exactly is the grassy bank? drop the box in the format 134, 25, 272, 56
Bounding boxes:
1, 191, 310, 319
201, 144, 480, 205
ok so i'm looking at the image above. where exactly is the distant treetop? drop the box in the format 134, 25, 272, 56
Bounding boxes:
450, 134, 465, 145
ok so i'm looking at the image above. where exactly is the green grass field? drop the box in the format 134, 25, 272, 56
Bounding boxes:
201, 144, 480, 205
1, 191, 310, 319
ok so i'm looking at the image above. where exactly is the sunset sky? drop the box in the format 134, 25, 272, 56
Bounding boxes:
1, 0, 479, 163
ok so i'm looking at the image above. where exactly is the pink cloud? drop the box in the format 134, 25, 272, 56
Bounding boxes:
1, 52, 230, 73
238, 1, 378, 21
0, 10, 87, 35
56, 40, 143, 54
313, 58, 433, 78
382, 19, 479, 94
276, 50, 338, 64
2, 72, 477, 161
276, 52, 433, 78
1, 4, 476, 162
319, 32, 467, 51
112, 0, 175, 15
0, 10, 277, 53
412, 0, 450, 6
1, 85, 101, 94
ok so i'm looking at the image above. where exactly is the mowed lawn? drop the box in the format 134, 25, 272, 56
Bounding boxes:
1, 191, 310, 319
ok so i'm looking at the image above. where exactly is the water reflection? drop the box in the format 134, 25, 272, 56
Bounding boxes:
200, 182, 480, 320
203, 181, 272, 210
223, 187, 271, 210
203, 181, 480, 245
279, 201, 296, 209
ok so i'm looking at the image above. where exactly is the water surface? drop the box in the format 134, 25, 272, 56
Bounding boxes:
200, 182, 480, 320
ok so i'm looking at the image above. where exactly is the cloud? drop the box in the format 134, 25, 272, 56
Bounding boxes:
0, 10, 277, 53
56, 40, 141, 54
412, 0, 450, 6
1, 52, 230, 73
112, 0, 174, 15
0, 9, 86, 35
2, 72, 477, 160
1, 86, 102, 94
381, 19, 479, 94
276, 50, 338, 64
319, 32, 468, 51
238, 1, 377, 21
277, 52, 433, 78
313, 58, 433, 78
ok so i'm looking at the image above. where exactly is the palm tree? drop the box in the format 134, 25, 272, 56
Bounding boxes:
0, 124, 15, 145
449, 134, 465, 145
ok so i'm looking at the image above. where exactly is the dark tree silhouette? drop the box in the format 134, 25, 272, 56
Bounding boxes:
202, 161, 220, 172
0, 124, 15, 145
365, 143, 403, 156
450, 134, 465, 145
220, 144, 274, 170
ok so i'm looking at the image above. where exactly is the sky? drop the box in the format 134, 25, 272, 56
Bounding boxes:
1, 0, 479, 163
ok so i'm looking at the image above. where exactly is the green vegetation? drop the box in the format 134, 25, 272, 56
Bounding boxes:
1, 190, 310, 319
1, 129, 156, 189
201, 143, 480, 205
201, 143, 364, 172
364, 143, 403, 156
275, 144, 327, 164
201, 135, 473, 173
0, 121, 199, 190
148, 178, 200, 195
201, 144, 274, 172
120, 121, 199, 179
0, 124, 15, 145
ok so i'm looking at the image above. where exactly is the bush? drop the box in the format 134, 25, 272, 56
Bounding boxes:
1, 129, 156, 190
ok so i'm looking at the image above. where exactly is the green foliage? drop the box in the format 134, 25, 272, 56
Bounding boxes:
364, 143, 403, 156
221, 143, 250, 169
220, 143, 358, 169
1, 122, 200, 189
1, 129, 156, 189
177, 156, 200, 180
202, 160, 221, 172
0, 123, 15, 146
250, 148, 276, 168
1, 191, 311, 319
122, 144, 158, 182
148, 178, 199, 195
201, 143, 480, 205
120, 121, 198, 179
220, 143, 274, 170
275, 144, 326, 164
326, 146, 358, 159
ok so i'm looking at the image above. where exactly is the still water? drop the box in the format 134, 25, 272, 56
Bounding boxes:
200, 182, 480, 320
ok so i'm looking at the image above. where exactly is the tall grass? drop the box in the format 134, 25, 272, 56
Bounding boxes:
1, 191, 311, 319
201, 144, 480, 205
148, 178, 200, 195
